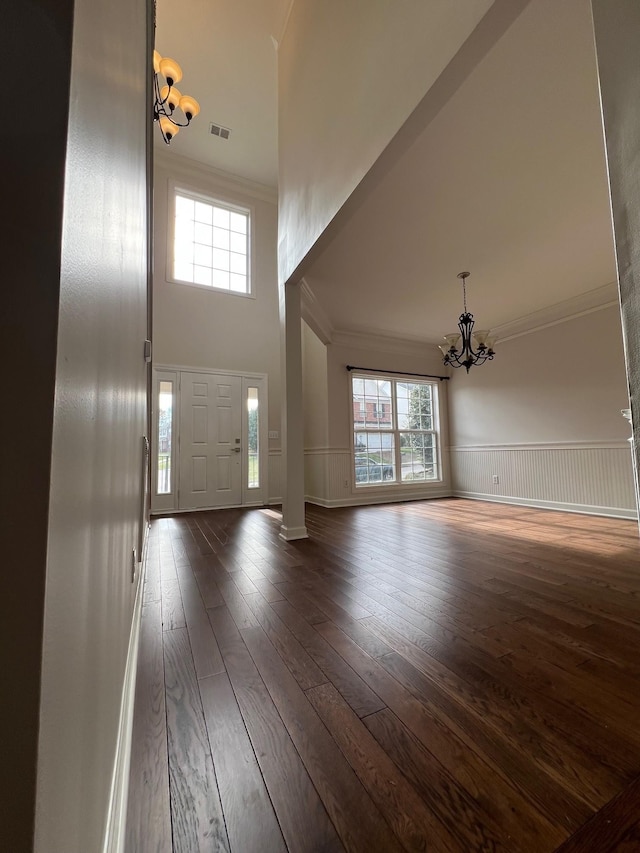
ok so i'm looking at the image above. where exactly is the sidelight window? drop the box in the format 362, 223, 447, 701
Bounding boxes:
157, 380, 174, 494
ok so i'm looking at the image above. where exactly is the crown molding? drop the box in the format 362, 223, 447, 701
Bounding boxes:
332, 327, 439, 358
491, 281, 619, 343
273, 0, 295, 49
299, 281, 442, 356
300, 278, 334, 344
153, 149, 278, 204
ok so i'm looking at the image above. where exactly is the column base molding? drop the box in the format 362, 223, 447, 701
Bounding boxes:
279, 524, 309, 541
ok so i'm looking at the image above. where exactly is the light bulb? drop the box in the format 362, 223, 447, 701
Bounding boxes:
159, 56, 183, 86
159, 116, 180, 141
179, 94, 200, 120
161, 86, 181, 111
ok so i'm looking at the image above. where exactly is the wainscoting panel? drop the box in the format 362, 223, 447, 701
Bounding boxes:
305, 448, 451, 508
450, 442, 637, 518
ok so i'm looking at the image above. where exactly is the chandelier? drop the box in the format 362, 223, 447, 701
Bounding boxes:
153, 50, 200, 144
440, 272, 496, 373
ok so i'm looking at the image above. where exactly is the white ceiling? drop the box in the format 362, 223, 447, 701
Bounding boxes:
155, 0, 618, 342
154, 0, 291, 187
302, 0, 618, 342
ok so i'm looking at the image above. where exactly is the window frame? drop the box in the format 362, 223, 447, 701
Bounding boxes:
350, 373, 442, 488
167, 180, 255, 298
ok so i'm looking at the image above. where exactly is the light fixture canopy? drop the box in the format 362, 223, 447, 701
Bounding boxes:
153, 51, 199, 144
440, 271, 496, 373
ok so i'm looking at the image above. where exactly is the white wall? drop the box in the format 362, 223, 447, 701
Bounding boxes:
302, 320, 329, 450
277, 0, 494, 284
449, 306, 636, 516
302, 321, 329, 500
34, 0, 149, 849
302, 332, 452, 506
152, 153, 282, 502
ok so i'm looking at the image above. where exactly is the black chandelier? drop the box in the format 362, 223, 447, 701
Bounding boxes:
153, 50, 200, 144
440, 272, 496, 373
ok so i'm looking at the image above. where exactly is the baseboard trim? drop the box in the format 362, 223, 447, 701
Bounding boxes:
305, 489, 453, 508
102, 553, 147, 853
151, 501, 280, 517
451, 490, 638, 520
279, 524, 309, 541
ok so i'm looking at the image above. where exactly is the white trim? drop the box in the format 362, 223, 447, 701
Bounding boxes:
490, 282, 619, 343
449, 440, 630, 452
300, 279, 334, 344
242, 375, 268, 506
332, 327, 434, 357
451, 490, 637, 520
152, 366, 270, 513
151, 369, 178, 513
154, 363, 268, 380
279, 524, 309, 541
155, 150, 277, 203
305, 488, 453, 508
350, 372, 444, 489
167, 179, 255, 299
101, 555, 147, 853
299, 280, 619, 353
273, 0, 295, 48
304, 446, 351, 456
151, 502, 267, 517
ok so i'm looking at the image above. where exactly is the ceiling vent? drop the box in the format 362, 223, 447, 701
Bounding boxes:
210, 123, 231, 140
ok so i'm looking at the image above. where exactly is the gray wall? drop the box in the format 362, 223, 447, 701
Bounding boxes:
448, 307, 635, 516
0, 0, 149, 850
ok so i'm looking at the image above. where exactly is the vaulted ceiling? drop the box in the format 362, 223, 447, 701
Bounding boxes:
154, 0, 291, 187
155, 0, 617, 343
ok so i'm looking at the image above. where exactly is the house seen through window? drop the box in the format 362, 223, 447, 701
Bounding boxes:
173, 189, 250, 294
352, 375, 440, 486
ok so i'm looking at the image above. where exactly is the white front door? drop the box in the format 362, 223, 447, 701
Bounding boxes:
179, 372, 242, 509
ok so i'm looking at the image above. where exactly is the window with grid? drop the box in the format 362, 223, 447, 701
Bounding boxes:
352, 375, 440, 486
172, 189, 250, 293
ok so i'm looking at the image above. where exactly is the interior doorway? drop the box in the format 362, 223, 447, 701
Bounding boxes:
151, 366, 268, 513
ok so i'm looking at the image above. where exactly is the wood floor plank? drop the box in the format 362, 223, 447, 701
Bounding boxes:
243, 592, 327, 689
129, 501, 640, 852
207, 604, 345, 853
364, 708, 524, 853
306, 681, 462, 853
192, 566, 225, 609
313, 618, 565, 850
163, 627, 230, 852
125, 600, 172, 853
199, 672, 287, 853
143, 550, 162, 605
161, 577, 185, 631
269, 597, 386, 718
553, 775, 640, 852
175, 562, 225, 678
361, 614, 621, 809
240, 625, 404, 852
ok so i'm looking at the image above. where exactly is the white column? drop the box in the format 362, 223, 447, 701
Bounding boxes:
591, 0, 640, 522
279, 280, 308, 540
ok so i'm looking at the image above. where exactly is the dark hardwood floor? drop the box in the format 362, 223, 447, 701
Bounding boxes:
125, 498, 640, 852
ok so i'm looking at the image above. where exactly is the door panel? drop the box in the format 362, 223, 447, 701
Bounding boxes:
179, 372, 242, 509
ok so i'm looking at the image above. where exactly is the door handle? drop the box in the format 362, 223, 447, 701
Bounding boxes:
233, 447, 242, 453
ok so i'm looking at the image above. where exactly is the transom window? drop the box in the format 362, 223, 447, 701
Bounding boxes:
172, 189, 250, 294
352, 375, 440, 486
